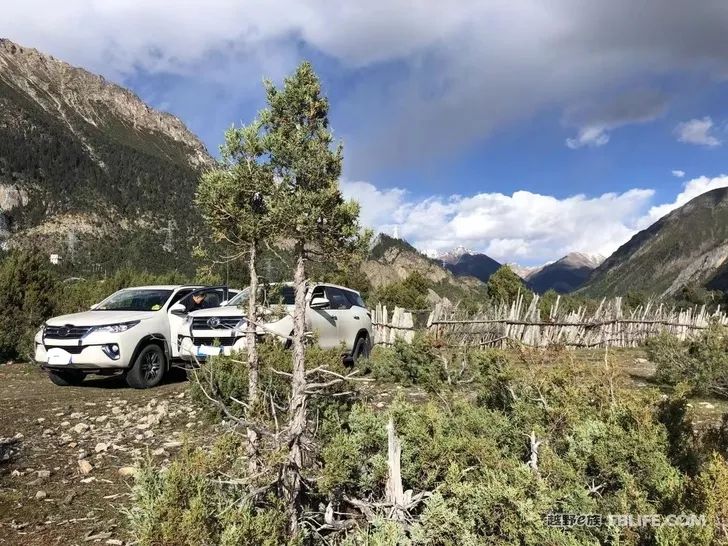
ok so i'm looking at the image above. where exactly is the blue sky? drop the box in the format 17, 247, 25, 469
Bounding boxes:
4, 1, 728, 264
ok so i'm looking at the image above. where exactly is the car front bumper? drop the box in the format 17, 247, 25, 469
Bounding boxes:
34, 330, 138, 370
178, 335, 247, 362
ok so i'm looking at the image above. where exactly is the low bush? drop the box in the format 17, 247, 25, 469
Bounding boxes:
127, 435, 296, 546
649, 324, 728, 398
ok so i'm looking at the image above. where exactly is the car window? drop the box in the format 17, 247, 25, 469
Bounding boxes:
168, 288, 194, 307
97, 289, 173, 311
182, 288, 224, 311
343, 290, 366, 308
326, 287, 352, 310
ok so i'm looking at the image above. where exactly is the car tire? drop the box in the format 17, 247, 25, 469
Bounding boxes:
47, 369, 85, 387
126, 344, 166, 389
352, 334, 371, 364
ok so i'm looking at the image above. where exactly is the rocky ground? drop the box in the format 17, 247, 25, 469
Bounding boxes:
0, 363, 214, 546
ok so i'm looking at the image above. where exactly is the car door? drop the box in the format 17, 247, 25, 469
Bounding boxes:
167, 286, 229, 356
305, 285, 339, 348
325, 286, 361, 352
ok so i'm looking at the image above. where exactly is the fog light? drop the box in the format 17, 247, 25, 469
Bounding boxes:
102, 344, 121, 360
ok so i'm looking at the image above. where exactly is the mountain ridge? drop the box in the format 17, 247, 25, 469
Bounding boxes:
582, 187, 728, 297
0, 39, 212, 274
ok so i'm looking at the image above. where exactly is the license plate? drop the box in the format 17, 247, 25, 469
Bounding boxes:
198, 345, 222, 356
47, 348, 72, 365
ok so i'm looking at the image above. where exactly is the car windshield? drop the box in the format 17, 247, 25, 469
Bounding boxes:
96, 289, 173, 311
226, 285, 296, 307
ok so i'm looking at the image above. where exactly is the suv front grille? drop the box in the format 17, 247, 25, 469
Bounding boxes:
192, 317, 241, 330
192, 336, 239, 347
45, 345, 85, 354
44, 325, 93, 339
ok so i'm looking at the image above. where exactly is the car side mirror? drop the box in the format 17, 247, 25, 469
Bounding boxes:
169, 302, 187, 315
310, 297, 330, 310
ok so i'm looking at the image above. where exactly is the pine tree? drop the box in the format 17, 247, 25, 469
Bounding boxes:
262, 61, 365, 532
196, 119, 275, 467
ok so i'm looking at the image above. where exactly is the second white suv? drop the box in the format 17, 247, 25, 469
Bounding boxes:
178, 282, 372, 363
35, 285, 235, 389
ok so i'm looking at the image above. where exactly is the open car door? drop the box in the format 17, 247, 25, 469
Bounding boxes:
167, 286, 230, 357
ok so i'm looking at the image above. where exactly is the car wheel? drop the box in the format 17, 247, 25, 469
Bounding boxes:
47, 369, 85, 386
126, 344, 166, 389
352, 334, 371, 364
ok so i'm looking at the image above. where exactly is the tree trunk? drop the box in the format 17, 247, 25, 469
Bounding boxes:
285, 242, 308, 534
246, 242, 259, 473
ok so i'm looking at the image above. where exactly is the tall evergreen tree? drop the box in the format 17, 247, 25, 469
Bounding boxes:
262, 62, 365, 532
197, 119, 275, 466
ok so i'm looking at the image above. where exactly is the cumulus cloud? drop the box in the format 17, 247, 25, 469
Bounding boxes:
345, 182, 655, 263
565, 126, 610, 149
3, 1, 728, 170
346, 175, 728, 264
674, 117, 722, 147
672, 170, 686, 178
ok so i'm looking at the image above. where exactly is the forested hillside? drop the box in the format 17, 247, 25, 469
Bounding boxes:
0, 39, 212, 275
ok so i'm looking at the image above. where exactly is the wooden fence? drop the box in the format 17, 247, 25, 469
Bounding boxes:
371, 294, 728, 348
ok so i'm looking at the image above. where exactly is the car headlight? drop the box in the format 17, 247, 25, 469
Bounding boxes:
93, 321, 140, 333
234, 319, 248, 333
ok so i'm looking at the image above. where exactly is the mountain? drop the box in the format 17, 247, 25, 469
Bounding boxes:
442, 252, 502, 283
432, 246, 502, 283
509, 262, 547, 281
0, 39, 212, 274
527, 252, 604, 294
583, 188, 728, 297
438, 245, 475, 264
364, 234, 488, 301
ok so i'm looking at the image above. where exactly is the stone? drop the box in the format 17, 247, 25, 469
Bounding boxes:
35, 490, 47, 500
163, 441, 182, 449
70, 412, 83, 419
94, 442, 109, 453
72, 423, 89, 434
61, 421, 70, 427
152, 447, 166, 456
36, 470, 51, 479
78, 460, 93, 475
118, 466, 136, 477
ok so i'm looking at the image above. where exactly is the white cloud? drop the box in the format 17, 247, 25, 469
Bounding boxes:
347, 175, 728, 264
640, 175, 728, 227
672, 170, 685, 178
674, 117, 722, 147
345, 182, 655, 263
566, 126, 610, 149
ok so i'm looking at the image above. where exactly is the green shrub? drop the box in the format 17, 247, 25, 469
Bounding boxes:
649, 325, 728, 398
0, 249, 58, 360
372, 272, 431, 310
367, 334, 445, 390
127, 436, 295, 546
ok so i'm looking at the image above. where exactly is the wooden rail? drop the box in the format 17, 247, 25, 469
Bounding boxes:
371, 294, 728, 349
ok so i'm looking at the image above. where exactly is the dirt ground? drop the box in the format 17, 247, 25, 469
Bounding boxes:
0, 363, 212, 546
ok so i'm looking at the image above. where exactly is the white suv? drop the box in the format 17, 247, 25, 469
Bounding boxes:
35, 285, 235, 389
178, 282, 372, 363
